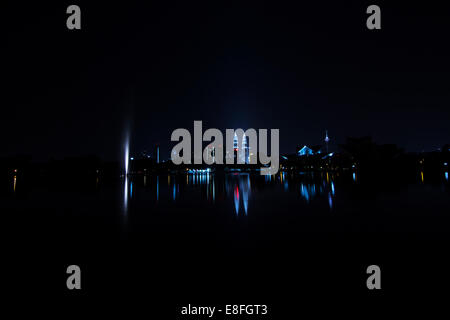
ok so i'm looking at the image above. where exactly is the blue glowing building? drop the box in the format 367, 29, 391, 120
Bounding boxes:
298, 145, 314, 156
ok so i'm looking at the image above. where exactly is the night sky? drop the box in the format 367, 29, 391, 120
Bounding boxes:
3, 1, 450, 161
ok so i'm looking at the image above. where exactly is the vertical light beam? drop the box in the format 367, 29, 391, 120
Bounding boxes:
124, 139, 129, 175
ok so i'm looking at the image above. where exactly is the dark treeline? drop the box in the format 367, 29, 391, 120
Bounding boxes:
1, 137, 449, 179
283, 137, 449, 175
0, 155, 121, 182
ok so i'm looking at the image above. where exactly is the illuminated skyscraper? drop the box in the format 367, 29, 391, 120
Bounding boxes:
233, 132, 250, 164
243, 132, 250, 164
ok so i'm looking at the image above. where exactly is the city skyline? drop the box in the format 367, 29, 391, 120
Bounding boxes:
3, 2, 450, 161
3, 1, 450, 310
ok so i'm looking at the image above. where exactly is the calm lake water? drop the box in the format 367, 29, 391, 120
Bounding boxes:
3, 170, 450, 302
3, 170, 450, 240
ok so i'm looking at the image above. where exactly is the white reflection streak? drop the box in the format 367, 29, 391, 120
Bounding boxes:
123, 120, 131, 217
123, 175, 128, 214
242, 175, 250, 215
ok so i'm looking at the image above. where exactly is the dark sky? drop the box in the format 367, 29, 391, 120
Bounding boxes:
3, 1, 450, 161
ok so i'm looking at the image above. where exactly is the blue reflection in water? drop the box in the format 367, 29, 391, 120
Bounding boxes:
300, 183, 317, 202
445, 172, 449, 181
156, 176, 159, 202
281, 172, 289, 191
353, 172, 356, 182
328, 192, 333, 209
226, 174, 251, 216
299, 175, 335, 205
300, 183, 312, 202
242, 191, 248, 215
300, 184, 309, 202
173, 182, 176, 200
130, 182, 133, 199
134, 172, 345, 216
241, 175, 250, 215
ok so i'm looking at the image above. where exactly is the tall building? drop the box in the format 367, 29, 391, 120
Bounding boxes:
233, 132, 250, 164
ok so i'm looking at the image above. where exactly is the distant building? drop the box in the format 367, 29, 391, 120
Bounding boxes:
297, 145, 323, 157
324, 130, 330, 153
298, 145, 314, 156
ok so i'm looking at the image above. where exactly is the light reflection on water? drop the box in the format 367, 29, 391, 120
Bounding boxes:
120, 170, 449, 217
156, 176, 159, 202
328, 192, 333, 209
123, 175, 128, 216
122, 171, 344, 216
298, 172, 336, 209
6, 169, 450, 223
130, 181, 133, 199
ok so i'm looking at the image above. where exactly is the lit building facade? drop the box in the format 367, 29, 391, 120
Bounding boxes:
298, 145, 314, 156
233, 132, 250, 164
